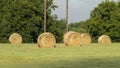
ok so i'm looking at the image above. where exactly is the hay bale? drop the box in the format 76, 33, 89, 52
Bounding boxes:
9, 33, 22, 44
81, 34, 91, 44
37, 32, 56, 47
63, 31, 81, 46
98, 35, 111, 43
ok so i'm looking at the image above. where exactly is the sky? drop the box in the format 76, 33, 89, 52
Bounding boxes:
52, 0, 119, 23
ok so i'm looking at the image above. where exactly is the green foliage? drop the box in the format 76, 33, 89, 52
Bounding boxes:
69, 0, 120, 42
46, 19, 66, 43
69, 21, 88, 33
0, 0, 65, 43
87, 0, 120, 42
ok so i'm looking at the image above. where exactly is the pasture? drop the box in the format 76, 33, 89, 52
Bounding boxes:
0, 43, 120, 68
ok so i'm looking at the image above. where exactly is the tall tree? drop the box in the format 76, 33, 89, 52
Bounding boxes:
87, 0, 120, 42
0, 0, 65, 43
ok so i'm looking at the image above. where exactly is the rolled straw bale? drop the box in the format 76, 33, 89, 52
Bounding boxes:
37, 32, 56, 47
98, 35, 111, 43
81, 34, 91, 44
9, 33, 22, 44
63, 31, 81, 46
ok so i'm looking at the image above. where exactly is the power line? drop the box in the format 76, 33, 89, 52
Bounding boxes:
44, 0, 47, 32
80, 0, 104, 4
66, 0, 68, 32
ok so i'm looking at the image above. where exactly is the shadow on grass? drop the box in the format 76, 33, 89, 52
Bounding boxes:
1, 57, 120, 68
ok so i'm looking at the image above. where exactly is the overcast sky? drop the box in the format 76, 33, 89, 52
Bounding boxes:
52, 0, 119, 23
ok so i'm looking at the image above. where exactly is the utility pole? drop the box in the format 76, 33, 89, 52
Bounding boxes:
66, 0, 68, 32
44, 0, 47, 33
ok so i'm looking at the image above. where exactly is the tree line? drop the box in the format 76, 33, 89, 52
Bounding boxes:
69, 0, 120, 42
0, 0, 120, 43
0, 0, 65, 43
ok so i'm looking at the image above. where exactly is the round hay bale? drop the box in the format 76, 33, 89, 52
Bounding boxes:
37, 32, 56, 48
81, 34, 91, 44
63, 31, 81, 46
98, 35, 111, 43
9, 33, 22, 44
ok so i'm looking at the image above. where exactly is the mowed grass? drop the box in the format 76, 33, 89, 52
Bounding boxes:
0, 43, 120, 68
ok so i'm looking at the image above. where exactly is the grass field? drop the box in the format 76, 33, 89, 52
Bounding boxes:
0, 43, 120, 68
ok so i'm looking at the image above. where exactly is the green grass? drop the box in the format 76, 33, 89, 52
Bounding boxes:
0, 43, 120, 68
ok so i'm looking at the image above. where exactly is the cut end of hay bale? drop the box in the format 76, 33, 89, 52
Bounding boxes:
9, 33, 22, 44
37, 32, 56, 48
63, 31, 81, 46
98, 35, 111, 44
81, 34, 91, 44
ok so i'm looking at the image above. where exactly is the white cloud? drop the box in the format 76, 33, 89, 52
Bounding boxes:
52, 0, 119, 23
